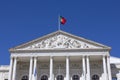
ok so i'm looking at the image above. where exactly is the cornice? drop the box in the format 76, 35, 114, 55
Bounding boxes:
10, 48, 111, 53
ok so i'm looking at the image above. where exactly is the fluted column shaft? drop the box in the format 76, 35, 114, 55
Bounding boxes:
33, 57, 37, 80
82, 56, 86, 80
66, 56, 69, 80
107, 56, 112, 80
103, 56, 107, 80
29, 57, 33, 80
86, 56, 90, 80
50, 56, 53, 80
8, 57, 13, 80
12, 57, 17, 80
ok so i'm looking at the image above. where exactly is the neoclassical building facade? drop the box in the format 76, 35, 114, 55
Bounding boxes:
0, 30, 120, 80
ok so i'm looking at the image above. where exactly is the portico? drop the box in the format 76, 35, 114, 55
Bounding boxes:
8, 54, 111, 80
8, 30, 112, 80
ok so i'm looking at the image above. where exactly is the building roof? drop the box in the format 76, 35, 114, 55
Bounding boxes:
0, 65, 9, 71
110, 56, 120, 64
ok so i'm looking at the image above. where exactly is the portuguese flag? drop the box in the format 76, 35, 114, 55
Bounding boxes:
60, 16, 66, 25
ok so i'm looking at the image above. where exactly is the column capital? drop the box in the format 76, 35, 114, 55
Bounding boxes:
103, 55, 108, 57
14, 57, 17, 61
29, 57, 33, 61
86, 55, 89, 58
10, 56, 14, 59
82, 55, 86, 58
107, 55, 110, 58
66, 56, 69, 58
33, 57, 38, 59
103, 55, 105, 57
30, 56, 33, 58
50, 56, 53, 58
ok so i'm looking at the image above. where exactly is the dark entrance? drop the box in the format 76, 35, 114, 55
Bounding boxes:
21, 75, 28, 80
41, 75, 48, 80
57, 75, 64, 80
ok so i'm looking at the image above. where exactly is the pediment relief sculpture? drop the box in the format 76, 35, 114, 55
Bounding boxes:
21, 34, 101, 50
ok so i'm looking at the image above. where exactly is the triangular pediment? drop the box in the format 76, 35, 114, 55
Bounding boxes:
10, 30, 111, 52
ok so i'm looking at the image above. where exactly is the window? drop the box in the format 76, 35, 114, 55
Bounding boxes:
21, 75, 28, 80
112, 77, 117, 80
41, 75, 48, 80
4, 79, 8, 80
72, 75, 79, 80
92, 75, 99, 80
57, 75, 64, 80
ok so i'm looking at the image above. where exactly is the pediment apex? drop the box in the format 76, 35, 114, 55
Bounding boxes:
9, 30, 111, 52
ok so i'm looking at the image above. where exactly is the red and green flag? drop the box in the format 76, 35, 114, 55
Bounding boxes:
60, 16, 66, 25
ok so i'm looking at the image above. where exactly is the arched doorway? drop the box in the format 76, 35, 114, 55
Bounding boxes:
92, 75, 99, 80
57, 75, 64, 80
41, 75, 48, 80
21, 75, 28, 80
72, 75, 79, 80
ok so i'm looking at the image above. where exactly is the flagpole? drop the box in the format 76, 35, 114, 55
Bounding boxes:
58, 15, 60, 30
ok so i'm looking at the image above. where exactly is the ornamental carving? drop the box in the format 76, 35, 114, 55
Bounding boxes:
23, 34, 98, 50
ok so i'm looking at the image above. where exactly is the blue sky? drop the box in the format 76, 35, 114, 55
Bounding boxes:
0, 0, 120, 65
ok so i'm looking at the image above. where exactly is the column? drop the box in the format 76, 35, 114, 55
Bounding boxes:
107, 56, 112, 80
8, 57, 13, 80
66, 56, 69, 80
82, 56, 86, 80
86, 56, 90, 80
50, 56, 53, 80
103, 56, 107, 80
12, 57, 17, 80
33, 57, 37, 80
29, 57, 33, 80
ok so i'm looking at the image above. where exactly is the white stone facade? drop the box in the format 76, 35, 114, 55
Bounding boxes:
0, 30, 120, 80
